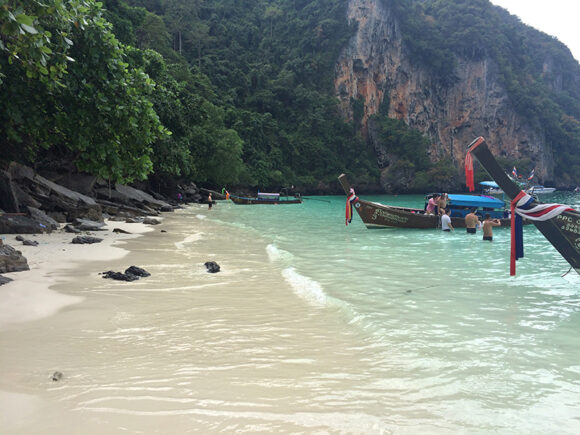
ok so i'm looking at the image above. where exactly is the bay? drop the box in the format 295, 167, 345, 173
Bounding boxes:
1, 192, 579, 433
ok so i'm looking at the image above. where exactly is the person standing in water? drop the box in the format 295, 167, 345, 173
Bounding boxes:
482, 213, 500, 241
441, 208, 453, 232
208, 193, 213, 210
465, 208, 481, 234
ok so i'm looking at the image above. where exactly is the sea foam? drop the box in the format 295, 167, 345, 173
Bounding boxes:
266, 244, 294, 264
174, 233, 203, 249
282, 267, 328, 307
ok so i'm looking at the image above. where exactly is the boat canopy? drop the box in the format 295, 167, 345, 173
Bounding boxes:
257, 192, 280, 199
448, 194, 505, 208
480, 181, 499, 188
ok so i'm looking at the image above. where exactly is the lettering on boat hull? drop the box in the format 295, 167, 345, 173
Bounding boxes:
370, 208, 409, 224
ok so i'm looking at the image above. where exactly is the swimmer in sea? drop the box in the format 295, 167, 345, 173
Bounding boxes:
482, 213, 500, 241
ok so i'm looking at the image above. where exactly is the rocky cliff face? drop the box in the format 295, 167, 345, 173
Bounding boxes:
335, 0, 553, 187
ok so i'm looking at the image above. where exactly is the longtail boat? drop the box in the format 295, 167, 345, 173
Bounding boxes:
338, 174, 512, 229
229, 191, 302, 205
466, 136, 579, 275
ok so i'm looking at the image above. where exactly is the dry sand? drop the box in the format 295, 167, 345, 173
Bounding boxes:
0, 220, 156, 328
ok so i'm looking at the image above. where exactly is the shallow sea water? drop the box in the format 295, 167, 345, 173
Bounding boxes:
1, 192, 579, 434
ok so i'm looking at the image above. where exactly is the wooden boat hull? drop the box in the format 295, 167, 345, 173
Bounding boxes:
467, 137, 580, 274
338, 174, 511, 229
351, 198, 511, 229
230, 196, 302, 205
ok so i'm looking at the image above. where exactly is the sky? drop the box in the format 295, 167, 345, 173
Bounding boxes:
489, 0, 580, 62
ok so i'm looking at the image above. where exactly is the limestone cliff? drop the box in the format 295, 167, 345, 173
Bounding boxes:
335, 0, 553, 187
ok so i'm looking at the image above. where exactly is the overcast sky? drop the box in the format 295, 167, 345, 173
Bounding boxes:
489, 0, 580, 62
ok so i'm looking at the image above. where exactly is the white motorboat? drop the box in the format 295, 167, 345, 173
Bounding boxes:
526, 185, 556, 194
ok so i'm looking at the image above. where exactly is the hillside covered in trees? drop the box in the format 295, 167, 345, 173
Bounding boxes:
1, 0, 579, 193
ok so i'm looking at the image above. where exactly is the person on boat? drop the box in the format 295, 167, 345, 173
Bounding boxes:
426, 194, 440, 215
441, 208, 453, 232
482, 213, 500, 241
465, 209, 481, 234
438, 193, 449, 215
208, 192, 213, 210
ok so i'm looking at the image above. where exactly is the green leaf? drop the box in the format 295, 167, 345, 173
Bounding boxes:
21, 23, 38, 34
15, 14, 36, 26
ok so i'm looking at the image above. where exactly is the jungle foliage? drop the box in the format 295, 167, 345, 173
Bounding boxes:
0, 0, 377, 189
1, 0, 578, 190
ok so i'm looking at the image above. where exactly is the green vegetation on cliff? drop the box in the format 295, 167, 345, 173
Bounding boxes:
1, 0, 578, 191
390, 0, 580, 184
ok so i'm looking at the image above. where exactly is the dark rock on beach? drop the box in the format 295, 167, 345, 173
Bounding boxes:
27, 207, 59, 231
71, 236, 103, 244
102, 270, 140, 281
0, 275, 13, 286
0, 214, 48, 234
125, 266, 150, 277
64, 224, 81, 233
143, 217, 160, 225
112, 227, 131, 234
0, 244, 30, 273
72, 218, 107, 231
51, 371, 63, 382
22, 239, 39, 246
204, 261, 221, 273
101, 266, 150, 281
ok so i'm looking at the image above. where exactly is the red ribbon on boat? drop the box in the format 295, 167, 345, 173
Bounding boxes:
465, 152, 475, 192
509, 191, 574, 276
346, 188, 358, 226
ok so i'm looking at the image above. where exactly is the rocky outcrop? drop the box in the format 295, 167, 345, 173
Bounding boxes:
94, 183, 173, 217
0, 162, 201, 235
6, 162, 102, 222
0, 243, 29, 273
0, 214, 49, 234
336, 0, 555, 186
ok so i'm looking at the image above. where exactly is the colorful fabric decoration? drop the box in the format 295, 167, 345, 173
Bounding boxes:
512, 166, 518, 178
346, 188, 358, 226
509, 191, 574, 276
464, 152, 475, 192
527, 169, 535, 181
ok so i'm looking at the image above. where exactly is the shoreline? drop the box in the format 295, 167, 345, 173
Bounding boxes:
0, 219, 157, 329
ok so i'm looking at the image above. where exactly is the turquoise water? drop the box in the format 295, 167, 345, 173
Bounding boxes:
1, 192, 579, 433
205, 192, 580, 431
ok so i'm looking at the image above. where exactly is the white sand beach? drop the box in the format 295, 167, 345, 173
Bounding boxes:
0, 219, 159, 433
0, 220, 155, 328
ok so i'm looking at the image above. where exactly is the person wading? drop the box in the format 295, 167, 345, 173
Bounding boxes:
441, 208, 454, 232
482, 213, 500, 241
465, 208, 481, 234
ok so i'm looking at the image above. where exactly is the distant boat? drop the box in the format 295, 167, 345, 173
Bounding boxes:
526, 185, 556, 194
466, 136, 579, 275
338, 174, 513, 229
480, 181, 503, 195
229, 191, 302, 205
